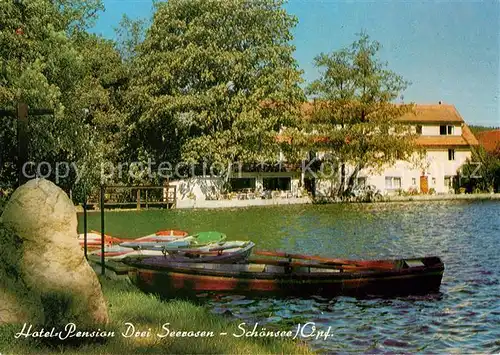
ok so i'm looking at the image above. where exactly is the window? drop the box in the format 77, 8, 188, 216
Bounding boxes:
448, 149, 455, 161
263, 177, 291, 191
385, 177, 402, 189
432, 177, 436, 185
357, 177, 367, 187
416, 125, 422, 135
444, 176, 454, 188
229, 178, 256, 191
412, 178, 417, 185
440, 125, 455, 135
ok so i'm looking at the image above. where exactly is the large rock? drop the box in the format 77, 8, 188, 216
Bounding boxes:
1, 179, 108, 326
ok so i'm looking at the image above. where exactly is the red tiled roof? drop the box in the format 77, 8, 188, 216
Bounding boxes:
476, 130, 500, 153
415, 136, 470, 147
462, 124, 479, 146
276, 101, 479, 148
299, 102, 466, 123
398, 104, 464, 123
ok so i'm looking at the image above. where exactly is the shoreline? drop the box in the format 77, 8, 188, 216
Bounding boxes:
379, 193, 500, 203
74, 193, 500, 212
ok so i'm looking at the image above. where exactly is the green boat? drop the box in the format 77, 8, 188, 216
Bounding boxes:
120, 231, 227, 251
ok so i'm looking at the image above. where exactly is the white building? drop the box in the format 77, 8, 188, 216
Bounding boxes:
170, 103, 479, 205
344, 103, 479, 195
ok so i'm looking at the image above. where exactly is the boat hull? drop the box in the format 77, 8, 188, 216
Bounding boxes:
128, 256, 444, 298
90, 247, 166, 260
120, 231, 227, 251
123, 242, 255, 265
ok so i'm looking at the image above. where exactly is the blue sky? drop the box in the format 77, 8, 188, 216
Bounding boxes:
91, 0, 500, 127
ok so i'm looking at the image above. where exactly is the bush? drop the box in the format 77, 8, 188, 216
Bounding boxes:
396, 187, 418, 196
408, 187, 419, 195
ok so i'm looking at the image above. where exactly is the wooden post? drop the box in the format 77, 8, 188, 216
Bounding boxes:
145, 189, 148, 209
100, 185, 105, 275
0, 103, 54, 187
173, 185, 177, 208
136, 189, 141, 210
17, 102, 28, 186
83, 195, 88, 259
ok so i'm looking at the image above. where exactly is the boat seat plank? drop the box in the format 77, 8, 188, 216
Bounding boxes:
309, 267, 341, 273
248, 264, 266, 272
264, 265, 283, 273
405, 260, 425, 268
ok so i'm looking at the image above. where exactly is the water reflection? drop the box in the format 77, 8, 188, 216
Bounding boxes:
202, 201, 500, 353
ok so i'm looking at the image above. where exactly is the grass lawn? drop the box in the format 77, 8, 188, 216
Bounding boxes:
0, 208, 313, 354
0, 275, 312, 355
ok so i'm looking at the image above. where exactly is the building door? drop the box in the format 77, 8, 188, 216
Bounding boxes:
304, 178, 316, 198
420, 176, 429, 194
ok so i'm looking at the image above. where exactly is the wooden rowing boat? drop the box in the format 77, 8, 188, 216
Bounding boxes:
119, 231, 227, 251
89, 245, 166, 259
122, 241, 255, 265
79, 229, 189, 249
127, 255, 444, 298
78, 231, 121, 248
93, 241, 253, 261
133, 230, 189, 243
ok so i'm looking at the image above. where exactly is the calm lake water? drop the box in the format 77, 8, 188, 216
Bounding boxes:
81, 200, 500, 353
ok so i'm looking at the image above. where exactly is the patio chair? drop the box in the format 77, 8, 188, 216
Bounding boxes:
237, 193, 247, 200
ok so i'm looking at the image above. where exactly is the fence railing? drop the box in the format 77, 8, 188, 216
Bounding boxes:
85, 185, 177, 210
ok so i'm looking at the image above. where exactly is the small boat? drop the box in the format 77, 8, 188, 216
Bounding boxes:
120, 231, 227, 251
133, 230, 189, 243
92, 240, 252, 261
123, 241, 255, 265
86, 230, 188, 259
127, 252, 444, 298
88, 245, 166, 260
78, 231, 121, 248
79, 229, 189, 250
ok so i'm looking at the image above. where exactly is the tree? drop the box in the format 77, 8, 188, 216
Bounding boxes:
114, 14, 147, 62
0, 0, 126, 199
67, 33, 129, 199
460, 146, 500, 193
125, 0, 304, 184
287, 33, 417, 198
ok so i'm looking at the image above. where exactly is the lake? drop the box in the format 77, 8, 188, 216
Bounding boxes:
80, 200, 500, 353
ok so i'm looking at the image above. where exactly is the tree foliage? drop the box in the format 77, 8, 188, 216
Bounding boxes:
460, 146, 500, 193
0, 0, 126, 198
125, 0, 304, 180
0, 1, 430, 204
285, 33, 417, 197
114, 14, 147, 62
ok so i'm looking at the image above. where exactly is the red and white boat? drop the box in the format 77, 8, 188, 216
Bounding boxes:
78, 231, 122, 248
133, 229, 188, 243
89, 245, 166, 260
81, 229, 189, 258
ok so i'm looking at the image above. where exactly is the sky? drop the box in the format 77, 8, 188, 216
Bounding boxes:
91, 0, 500, 127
